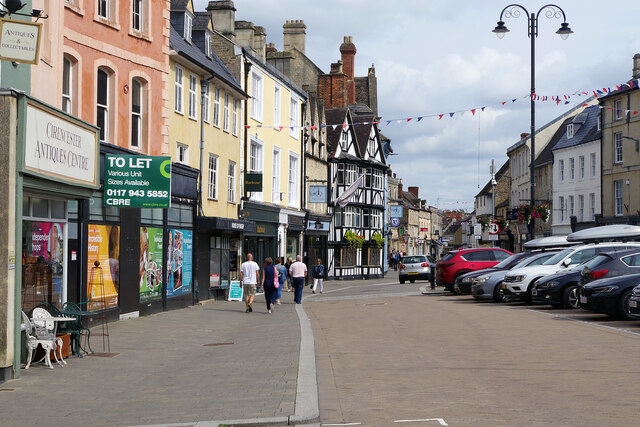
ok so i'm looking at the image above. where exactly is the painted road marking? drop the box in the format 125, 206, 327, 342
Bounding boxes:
394, 418, 448, 425
322, 423, 362, 426
529, 309, 640, 337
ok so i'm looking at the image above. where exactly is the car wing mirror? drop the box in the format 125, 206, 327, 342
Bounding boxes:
562, 258, 572, 267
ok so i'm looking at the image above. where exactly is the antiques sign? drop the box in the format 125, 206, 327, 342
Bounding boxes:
0, 18, 41, 64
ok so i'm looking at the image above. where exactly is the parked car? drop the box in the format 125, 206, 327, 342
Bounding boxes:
472, 251, 559, 302
399, 254, 436, 284
436, 248, 513, 292
628, 284, 640, 317
581, 249, 640, 285
579, 273, 640, 320
455, 251, 545, 294
503, 243, 640, 303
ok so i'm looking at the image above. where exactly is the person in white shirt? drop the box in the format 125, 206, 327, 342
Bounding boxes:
240, 253, 260, 313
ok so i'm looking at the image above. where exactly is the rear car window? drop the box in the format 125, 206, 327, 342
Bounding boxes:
403, 256, 426, 264
441, 253, 456, 262
582, 254, 613, 270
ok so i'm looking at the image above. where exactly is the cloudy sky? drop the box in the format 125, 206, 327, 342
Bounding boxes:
194, 0, 640, 210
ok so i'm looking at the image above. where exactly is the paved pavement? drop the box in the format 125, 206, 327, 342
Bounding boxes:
0, 285, 320, 427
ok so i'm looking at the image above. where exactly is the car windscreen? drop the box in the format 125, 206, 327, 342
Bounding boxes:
542, 248, 574, 265
403, 256, 426, 264
494, 253, 523, 269
582, 254, 613, 270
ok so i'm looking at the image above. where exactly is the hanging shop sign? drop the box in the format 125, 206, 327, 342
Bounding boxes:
390, 217, 401, 227
244, 173, 263, 192
309, 185, 328, 203
390, 205, 403, 218
0, 18, 42, 64
24, 102, 99, 188
104, 155, 171, 208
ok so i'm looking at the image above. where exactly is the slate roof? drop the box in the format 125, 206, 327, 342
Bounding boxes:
325, 108, 349, 155
170, 0, 190, 10
552, 105, 601, 152
169, 25, 244, 94
193, 12, 211, 28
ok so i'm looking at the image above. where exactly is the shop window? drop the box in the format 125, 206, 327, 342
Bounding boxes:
32, 197, 49, 218
167, 203, 194, 228
141, 207, 164, 226
89, 193, 120, 222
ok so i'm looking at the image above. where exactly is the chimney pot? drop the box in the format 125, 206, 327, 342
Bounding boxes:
520, 133, 530, 140
408, 186, 419, 197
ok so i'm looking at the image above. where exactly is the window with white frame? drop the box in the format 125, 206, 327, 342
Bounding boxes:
184, 13, 193, 43
174, 65, 184, 114
272, 148, 280, 203
368, 137, 376, 157
288, 154, 299, 207
590, 193, 595, 221
289, 97, 298, 137
274, 86, 281, 128
567, 123, 574, 138
97, 0, 109, 19
578, 195, 584, 222
251, 71, 263, 121
202, 83, 210, 123
579, 155, 585, 180
177, 142, 189, 164
223, 94, 230, 132
208, 154, 218, 199
97, 68, 110, 143
340, 130, 348, 150
213, 87, 221, 127
559, 196, 565, 221
372, 170, 383, 190
228, 161, 236, 203
131, 78, 143, 148
590, 152, 596, 177
597, 114, 601, 131
614, 132, 623, 164
569, 157, 575, 180
337, 164, 345, 185
249, 139, 263, 200
345, 164, 357, 186
188, 75, 197, 120
62, 57, 73, 114
343, 207, 361, 227
232, 99, 239, 136
559, 159, 564, 181
569, 195, 574, 218
614, 99, 623, 120
615, 180, 623, 216
132, 0, 143, 32
205, 32, 212, 57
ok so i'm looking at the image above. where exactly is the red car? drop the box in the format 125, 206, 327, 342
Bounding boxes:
436, 248, 513, 292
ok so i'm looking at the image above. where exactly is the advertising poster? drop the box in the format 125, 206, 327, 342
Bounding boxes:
228, 281, 243, 301
139, 227, 163, 301
166, 229, 193, 297
87, 224, 120, 311
24, 221, 65, 300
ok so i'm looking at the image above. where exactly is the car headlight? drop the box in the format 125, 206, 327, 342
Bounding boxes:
511, 275, 526, 282
537, 281, 558, 289
592, 286, 618, 293
633, 287, 640, 297
475, 277, 488, 285
462, 277, 474, 283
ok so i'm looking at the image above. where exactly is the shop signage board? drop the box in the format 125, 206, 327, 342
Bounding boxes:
390, 205, 403, 218
390, 217, 401, 227
24, 102, 99, 188
104, 154, 171, 207
244, 173, 263, 192
0, 18, 42, 64
228, 280, 243, 301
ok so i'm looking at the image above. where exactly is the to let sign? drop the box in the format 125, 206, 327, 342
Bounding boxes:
104, 155, 171, 208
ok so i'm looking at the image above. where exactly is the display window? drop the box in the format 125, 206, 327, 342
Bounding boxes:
86, 224, 120, 311
21, 196, 67, 312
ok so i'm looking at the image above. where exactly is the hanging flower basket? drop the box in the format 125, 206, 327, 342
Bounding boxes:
478, 216, 491, 231
532, 203, 550, 223
517, 204, 533, 224
495, 217, 509, 231
371, 232, 385, 249
344, 230, 365, 248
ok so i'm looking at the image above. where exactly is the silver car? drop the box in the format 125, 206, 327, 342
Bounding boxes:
399, 254, 436, 284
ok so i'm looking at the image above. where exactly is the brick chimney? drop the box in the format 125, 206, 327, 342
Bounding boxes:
340, 36, 356, 104
408, 186, 419, 197
207, 1, 236, 41
633, 53, 640, 79
283, 20, 306, 54
398, 180, 403, 195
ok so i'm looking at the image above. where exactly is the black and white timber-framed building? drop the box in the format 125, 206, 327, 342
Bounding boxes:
326, 105, 387, 279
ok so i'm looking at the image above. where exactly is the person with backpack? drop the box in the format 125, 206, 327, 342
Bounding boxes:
311, 258, 325, 294
275, 257, 287, 305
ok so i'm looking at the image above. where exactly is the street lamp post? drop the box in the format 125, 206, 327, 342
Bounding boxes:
493, 4, 573, 241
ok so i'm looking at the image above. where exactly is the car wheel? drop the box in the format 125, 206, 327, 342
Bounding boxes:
410, 279, 415, 283
618, 290, 634, 320
493, 282, 506, 303
399, 278, 405, 284
563, 285, 580, 309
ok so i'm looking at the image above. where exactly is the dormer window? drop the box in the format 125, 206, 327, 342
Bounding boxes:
340, 130, 348, 150
205, 32, 212, 57
367, 137, 376, 156
567, 123, 574, 138
184, 14, 193, 43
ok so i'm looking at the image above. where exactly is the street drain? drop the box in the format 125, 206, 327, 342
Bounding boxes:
363, 302, 387, 306
204, 342, 234, 347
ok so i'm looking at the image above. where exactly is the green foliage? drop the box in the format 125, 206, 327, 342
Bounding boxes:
371, 232, 385, 249
344, 230, 365, 248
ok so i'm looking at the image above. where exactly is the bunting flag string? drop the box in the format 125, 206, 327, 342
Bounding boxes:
239, 78, 640, 131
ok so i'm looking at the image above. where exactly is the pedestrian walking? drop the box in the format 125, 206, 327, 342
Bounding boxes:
261, 257, 278, 313
239, 253, 260, 313
284, 256, 293, 292
275, 257, 287, 304
391, 248, 399, 271
311, 258, 325, 294
290, 255, 307, 304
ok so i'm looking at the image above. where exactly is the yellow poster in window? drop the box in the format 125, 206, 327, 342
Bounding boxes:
87, 224, 120, 311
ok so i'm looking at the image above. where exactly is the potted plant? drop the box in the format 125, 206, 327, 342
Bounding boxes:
344, 230, 365, 248
371, 232, 385, 249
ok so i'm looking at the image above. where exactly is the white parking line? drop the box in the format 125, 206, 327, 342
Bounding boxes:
394, 418, 448, 425
529, 309, 640, 336
322, 423, 362, 426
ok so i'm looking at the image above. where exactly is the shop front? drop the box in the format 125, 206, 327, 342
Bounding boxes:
304, 217, 330, 279
242, 202, 279, 268
196, 217, 256, 301
286, 212, 305, 260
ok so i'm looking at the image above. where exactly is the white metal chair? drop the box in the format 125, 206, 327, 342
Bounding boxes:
30, 307, 66, 368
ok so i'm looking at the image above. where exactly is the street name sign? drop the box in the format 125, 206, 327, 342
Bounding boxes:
104, 155, 171, 208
